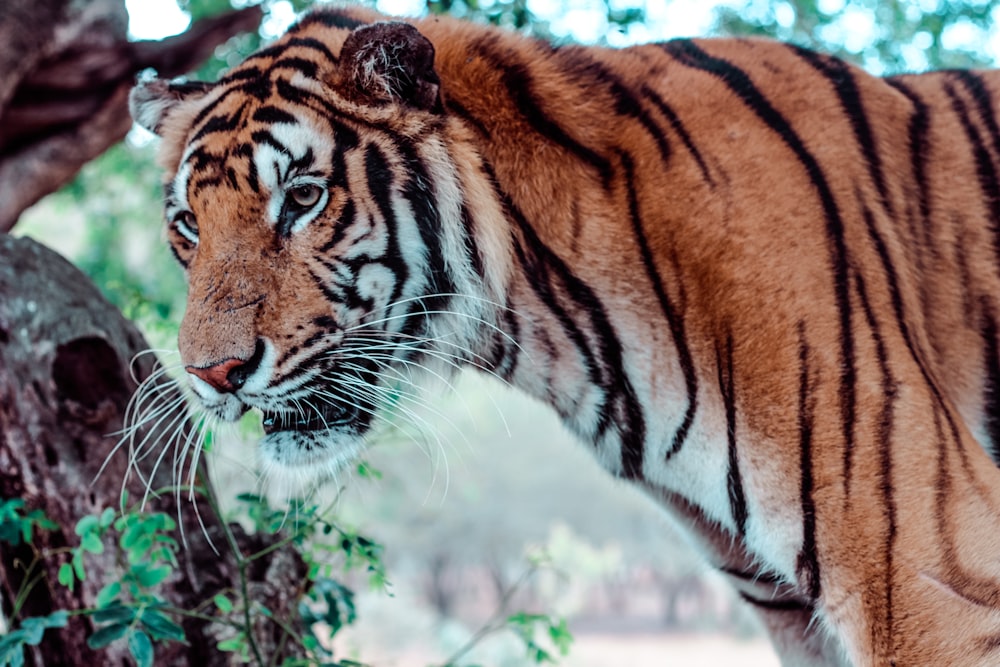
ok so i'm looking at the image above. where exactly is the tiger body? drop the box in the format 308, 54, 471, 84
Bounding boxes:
130, 7, 1000, 665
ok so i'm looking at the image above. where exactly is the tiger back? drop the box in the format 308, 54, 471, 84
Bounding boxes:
129, 6, 1000, 665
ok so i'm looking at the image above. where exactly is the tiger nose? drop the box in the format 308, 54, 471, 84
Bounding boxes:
186, 340, 265, 393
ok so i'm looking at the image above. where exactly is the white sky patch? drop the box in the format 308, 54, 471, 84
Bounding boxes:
261, 0, 298, 38
942, 18, 984, 52
839, 5, 876, 53
126, 0, 190, 39
376, 0, 426, 16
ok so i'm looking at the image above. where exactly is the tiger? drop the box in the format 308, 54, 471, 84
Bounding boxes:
127, 4, 1000, 665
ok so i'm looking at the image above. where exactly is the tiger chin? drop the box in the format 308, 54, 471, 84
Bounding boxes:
132, 5, 1000, 667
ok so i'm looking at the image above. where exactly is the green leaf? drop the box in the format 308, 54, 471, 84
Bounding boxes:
100, 507, 117, 529
128, 630, 154, 667
57, 562, 74, 589
82, 532, 104, 554
0, 634, 26, 667
133, 564, 171, 588
217, 633, 245, 652
96, 581, 122, 609
17, 621, 44, 646
18, 612, 68, 646
87, 622, 129, 649
139, 610, 185, 642
548, 618, 573, 655
72, 550, 86, 581
213, 594, 233, 614
93, 604, 136, 625
39, 611, 69, 629
75, 514, 99, 537
125, 536, 154, 563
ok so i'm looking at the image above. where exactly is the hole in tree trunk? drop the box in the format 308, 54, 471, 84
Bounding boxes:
52, 336, 126, 409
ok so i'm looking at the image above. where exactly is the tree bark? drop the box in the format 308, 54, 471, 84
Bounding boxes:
0, 235, 306, 665
0, 0, 263, 231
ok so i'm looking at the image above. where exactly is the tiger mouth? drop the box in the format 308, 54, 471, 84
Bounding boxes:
260, 402, 357, 435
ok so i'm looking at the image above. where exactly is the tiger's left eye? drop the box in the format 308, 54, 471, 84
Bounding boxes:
288, 184, 322, 209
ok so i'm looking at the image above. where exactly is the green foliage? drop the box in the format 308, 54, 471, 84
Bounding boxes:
0, 612, 69, 667
0, 498, 58, 547
711, 0, 1000, 73
0, 489, 571, 666
506, 613, 573, 664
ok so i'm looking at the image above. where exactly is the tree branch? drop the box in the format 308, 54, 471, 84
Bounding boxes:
0, 4, 263, 232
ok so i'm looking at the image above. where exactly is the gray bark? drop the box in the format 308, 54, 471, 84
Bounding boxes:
0, 235, 306, 665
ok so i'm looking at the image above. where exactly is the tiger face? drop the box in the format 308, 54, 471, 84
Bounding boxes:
130, 19, 503, 480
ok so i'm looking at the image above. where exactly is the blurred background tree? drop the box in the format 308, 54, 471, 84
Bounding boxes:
10, 0, 1000, 664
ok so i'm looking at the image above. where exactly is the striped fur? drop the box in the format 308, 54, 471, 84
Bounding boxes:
130, 7, 1000, 665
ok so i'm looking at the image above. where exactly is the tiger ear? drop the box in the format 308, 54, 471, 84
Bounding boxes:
129, 78, 215, 136
339, 22, 442, 112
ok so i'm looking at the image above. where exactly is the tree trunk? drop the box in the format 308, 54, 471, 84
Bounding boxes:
0, 235, 306, 665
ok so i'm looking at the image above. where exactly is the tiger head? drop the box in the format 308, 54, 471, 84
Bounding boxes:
129, 16, 508, 483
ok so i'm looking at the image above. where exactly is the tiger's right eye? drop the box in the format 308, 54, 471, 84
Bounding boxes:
173, 211, 199, 243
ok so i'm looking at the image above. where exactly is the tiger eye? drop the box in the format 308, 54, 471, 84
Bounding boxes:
175, 211, 198, 235
289, 184, 322, 208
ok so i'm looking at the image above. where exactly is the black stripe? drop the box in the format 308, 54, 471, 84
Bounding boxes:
319, 199, 356, 253
664, 38, 857, 489
474, 40, 614, 186
796, 322, 820, 601
192, 103, 248, 142
363, 143, 408, 305
444, 99, 492, 139
852, 260, 898, 638
559, 49, 672, 167
954, 71, 1000, 166
739, 591, 811, 612
981, 303, 1000, 464
719, 566, 784, 586
883, 78, 933, 325
252, 105, 300, 126
717, 332, 746, 536
640, 84, 714, 186
308, 268, 346, 305
794, 47, 895, 219
944, 81, 1000, 269
620, 151, 696, 462
271, 56, 320, 78
234, 143, 260, 193
860, 156, 975, 475
169, 244, 189, 268
293, 10, 367, 31
250, 129, 293, 157
240, 43, 297, 67
482, 162, 646, 473
191, 175, 222, 192
460, 202, 485, 279
217, 66, 262, 86
492, 305, 520, 381
285, 37, 338, 64
399, 146, 455, 326
953, 71, 1000, 286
